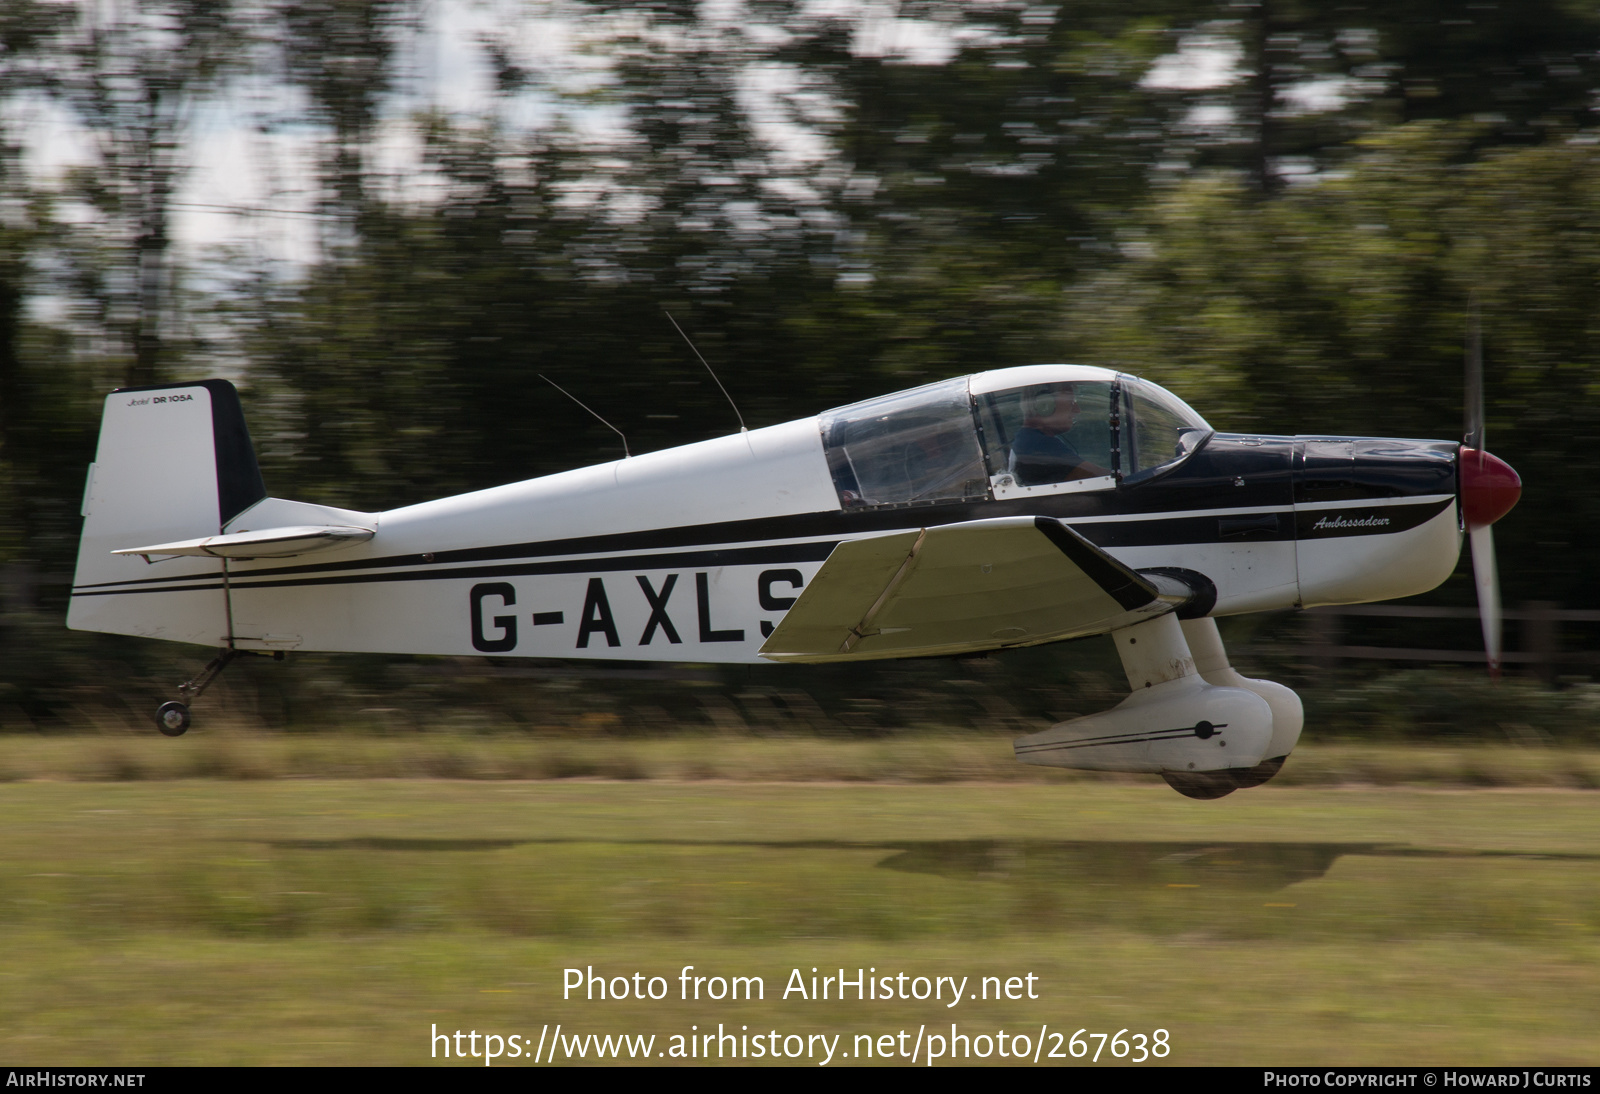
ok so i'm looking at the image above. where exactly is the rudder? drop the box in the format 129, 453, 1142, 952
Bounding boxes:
68, 380, 267, 646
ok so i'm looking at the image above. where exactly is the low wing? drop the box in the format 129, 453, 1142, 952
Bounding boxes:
759, 516, 1169, 663
112, 524, 374, 561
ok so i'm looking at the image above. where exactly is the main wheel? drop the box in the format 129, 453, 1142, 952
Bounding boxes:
1161, 771, 1237, 800
155, 701, 191, 737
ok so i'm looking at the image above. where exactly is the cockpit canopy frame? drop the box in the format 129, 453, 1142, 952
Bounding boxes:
819, 366, 1212, 512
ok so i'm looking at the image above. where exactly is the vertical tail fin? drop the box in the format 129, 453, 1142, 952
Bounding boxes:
68, 380, 267, 646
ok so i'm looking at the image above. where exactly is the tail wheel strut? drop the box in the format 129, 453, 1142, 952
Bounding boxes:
153, 648, 283, 736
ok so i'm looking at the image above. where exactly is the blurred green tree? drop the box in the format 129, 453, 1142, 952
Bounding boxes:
0, 1, 98, 578
277, 0, 415, 224
1162, 0, 1600, 191
50, 0, 244, 388
1062, 122, 1600, 603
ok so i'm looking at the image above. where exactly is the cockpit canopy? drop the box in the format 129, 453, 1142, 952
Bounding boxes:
818, 366, 1211, 511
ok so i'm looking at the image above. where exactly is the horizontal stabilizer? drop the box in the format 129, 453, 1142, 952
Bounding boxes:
113, 524, 374, 561
759, 516, 1167, 663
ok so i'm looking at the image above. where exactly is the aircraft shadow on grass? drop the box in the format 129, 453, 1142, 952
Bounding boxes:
260, 838, 1600, 893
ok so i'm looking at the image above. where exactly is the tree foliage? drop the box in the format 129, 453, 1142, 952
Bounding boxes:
1064, 122, 1600, 602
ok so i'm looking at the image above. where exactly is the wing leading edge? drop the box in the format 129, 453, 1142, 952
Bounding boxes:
758, 516, 1173, 663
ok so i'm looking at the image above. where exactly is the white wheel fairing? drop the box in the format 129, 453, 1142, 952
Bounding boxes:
1014, 677, 1274, 773
1014, 613, 1274, 774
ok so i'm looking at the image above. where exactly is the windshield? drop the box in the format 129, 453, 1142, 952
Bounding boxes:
1122, 377, 1212, 480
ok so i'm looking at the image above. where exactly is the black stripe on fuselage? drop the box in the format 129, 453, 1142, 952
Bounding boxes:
69, 542, 839, 598
70, 496, 1453, 599
73, 496, 1282, 594
1075, 496, 1451, 548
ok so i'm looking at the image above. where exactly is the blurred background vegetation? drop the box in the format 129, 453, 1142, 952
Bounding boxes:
2, 0, 1598, 740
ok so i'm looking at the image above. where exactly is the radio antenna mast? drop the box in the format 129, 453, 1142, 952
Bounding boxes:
539, 374, 630, 458
665, 309, 748, 433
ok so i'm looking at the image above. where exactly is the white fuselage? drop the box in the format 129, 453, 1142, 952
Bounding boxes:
68, 367, 1463, 660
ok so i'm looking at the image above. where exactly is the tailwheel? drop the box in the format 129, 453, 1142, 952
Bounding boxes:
1161, 771, 1238, 800
156, 647, 267, 738
155, 701, 192, 737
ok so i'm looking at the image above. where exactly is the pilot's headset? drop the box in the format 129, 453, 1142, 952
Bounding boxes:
1026, 386, 1064, 419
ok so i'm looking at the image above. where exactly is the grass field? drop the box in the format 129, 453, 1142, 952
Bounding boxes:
1, 766, 1597, 1066
3, 730, 1600, 787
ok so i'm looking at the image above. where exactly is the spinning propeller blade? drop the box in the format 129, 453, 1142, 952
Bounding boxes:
1461, 298, 1517, 679
1469, 524, 1502, 680
1464, 296, 1484, 453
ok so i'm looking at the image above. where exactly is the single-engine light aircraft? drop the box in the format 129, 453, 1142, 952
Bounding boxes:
68, 364, 1520, 798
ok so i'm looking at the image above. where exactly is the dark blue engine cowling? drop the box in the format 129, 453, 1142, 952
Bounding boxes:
1294, 437, 1458, 506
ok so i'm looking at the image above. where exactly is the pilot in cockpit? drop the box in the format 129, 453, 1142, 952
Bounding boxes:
1009, 384, 1111, 486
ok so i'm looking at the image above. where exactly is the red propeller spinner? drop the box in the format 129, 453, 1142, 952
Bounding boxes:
1459, 448, 1521, 530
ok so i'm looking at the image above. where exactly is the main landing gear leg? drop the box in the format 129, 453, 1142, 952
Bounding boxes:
154, 649, 284, 737
1179, 617, 1303, 789
1113, 615, 1254, 801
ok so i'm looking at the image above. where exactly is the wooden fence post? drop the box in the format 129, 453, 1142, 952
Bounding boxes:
1307, 609, 1341, 673
0, 562, 35, 616
1521, 600, 1559, 687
